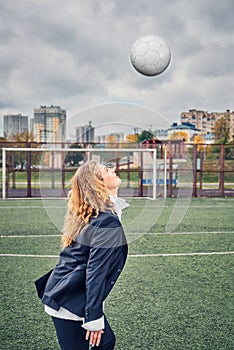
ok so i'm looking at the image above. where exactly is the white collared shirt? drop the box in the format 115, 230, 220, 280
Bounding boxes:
109, 195, 130, 221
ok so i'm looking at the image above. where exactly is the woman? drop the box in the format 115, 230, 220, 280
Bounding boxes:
35, 160, 128, 349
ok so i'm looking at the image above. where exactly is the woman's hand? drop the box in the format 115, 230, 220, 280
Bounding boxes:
86, 329, 104, 347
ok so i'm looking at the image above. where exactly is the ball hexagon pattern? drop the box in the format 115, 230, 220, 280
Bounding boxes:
130, 35, 171, 76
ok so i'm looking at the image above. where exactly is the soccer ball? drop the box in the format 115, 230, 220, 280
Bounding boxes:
130, 35, 171, 76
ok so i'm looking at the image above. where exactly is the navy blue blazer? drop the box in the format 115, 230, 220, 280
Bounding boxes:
35, 211, 128, 325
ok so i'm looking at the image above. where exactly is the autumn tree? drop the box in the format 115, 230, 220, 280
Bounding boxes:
106, 134, 118, 148
193, 134, 205, 152
8, 130, 34, 143
6, 131, 40, 169
169, 131, 189, 141
214, 117, 230, 143
126, 134, 138, 143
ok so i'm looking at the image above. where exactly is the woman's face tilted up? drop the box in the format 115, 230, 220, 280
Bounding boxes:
99, 165, 121, 192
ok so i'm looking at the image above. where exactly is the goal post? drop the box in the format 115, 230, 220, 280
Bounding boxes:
1, 147, 160, 200
2, 147, 6, 199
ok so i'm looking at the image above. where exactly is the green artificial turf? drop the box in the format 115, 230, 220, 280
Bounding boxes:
0, 198, 233, 349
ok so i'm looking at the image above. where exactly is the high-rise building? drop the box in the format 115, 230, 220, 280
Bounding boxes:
180, 109, 234, 142
33, 105, 66, 142
76, 121, 95, 143
3, 114, 29, 137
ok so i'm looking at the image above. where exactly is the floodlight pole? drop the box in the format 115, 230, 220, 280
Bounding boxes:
152, 149, 157, 200
2, 148, 6, 199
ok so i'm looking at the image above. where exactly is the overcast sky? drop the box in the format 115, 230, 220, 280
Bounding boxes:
0, 0, 233, 136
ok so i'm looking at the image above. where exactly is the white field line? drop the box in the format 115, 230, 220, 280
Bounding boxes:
144, 231, 234, 235
0, 234, 61, 238
0, 254, 58, 258
1, 231, 234, 238
128, 252, 234, 257
0, 252, 233, 258
0, 206, 65, 209
127, 205, 234, 208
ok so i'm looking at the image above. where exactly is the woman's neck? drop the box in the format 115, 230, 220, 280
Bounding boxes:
108, 189, 118, 197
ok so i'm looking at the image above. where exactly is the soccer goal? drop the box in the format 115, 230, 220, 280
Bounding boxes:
1, 147, 167, 200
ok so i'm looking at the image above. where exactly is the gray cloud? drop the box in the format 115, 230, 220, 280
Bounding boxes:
0, 0, 233, 134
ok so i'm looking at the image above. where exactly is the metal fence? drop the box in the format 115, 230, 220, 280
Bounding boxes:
0, 141, 233, 198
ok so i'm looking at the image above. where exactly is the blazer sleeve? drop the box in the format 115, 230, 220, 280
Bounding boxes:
81, 213, 125, 330
83, 243, 116, 328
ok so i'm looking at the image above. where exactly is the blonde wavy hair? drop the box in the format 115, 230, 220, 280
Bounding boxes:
61, 160, 112, 247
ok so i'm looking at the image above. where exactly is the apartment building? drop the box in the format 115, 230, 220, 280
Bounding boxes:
33, 105, 66, 143
76, 121, 95, 143
3, 114, 28, 138
180, 109, 234, 142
